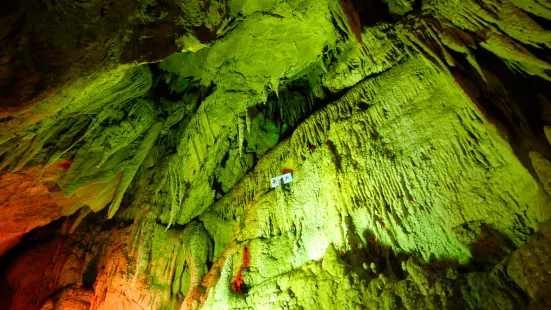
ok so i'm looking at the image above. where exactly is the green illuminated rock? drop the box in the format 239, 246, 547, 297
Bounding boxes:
1, 0, 551, 309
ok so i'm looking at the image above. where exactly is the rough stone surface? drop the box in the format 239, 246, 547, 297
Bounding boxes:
1, 0, 551, 309
508, 220, 551, 308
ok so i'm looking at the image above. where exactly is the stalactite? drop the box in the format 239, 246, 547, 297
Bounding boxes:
3, 1, 551, 309
238, 116, 245, 157
197, 56, 549, 298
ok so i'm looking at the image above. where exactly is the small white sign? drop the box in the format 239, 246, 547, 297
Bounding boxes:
270, 173, 293, 187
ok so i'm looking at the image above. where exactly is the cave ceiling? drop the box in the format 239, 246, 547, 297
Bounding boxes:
1, 0, 551, 309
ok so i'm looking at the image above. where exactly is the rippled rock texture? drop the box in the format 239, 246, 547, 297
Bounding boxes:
1, 0, 551, 309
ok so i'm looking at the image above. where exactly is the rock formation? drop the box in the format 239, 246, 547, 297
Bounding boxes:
1, 0, 551, 309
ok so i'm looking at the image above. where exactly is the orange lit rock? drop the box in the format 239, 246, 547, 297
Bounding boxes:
0, 163, 125, 256
0, 166, 65, 256
39, 288, 93, 310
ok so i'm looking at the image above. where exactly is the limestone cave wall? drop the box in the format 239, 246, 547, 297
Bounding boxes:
1, 0, 551, 309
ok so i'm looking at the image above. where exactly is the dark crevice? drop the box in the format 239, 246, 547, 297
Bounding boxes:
0, 217, 67, 309
350, 0, 393, 27
82, 254, 100, 289
0, 275, 13, 309
268, 82, 358, 143
357, 101, 370, 111
477, 49, 551, 134
240, 56, 400, 183
148, 63, 188, 102
0, 218, 65, 268
0, 116, 14, 124
100, 217, 135, 232
220, 150, 230, 168
525, 11, 551, 31
156, 219, 186, 230
447, 44, 550, 143
212, 175, 225, 200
